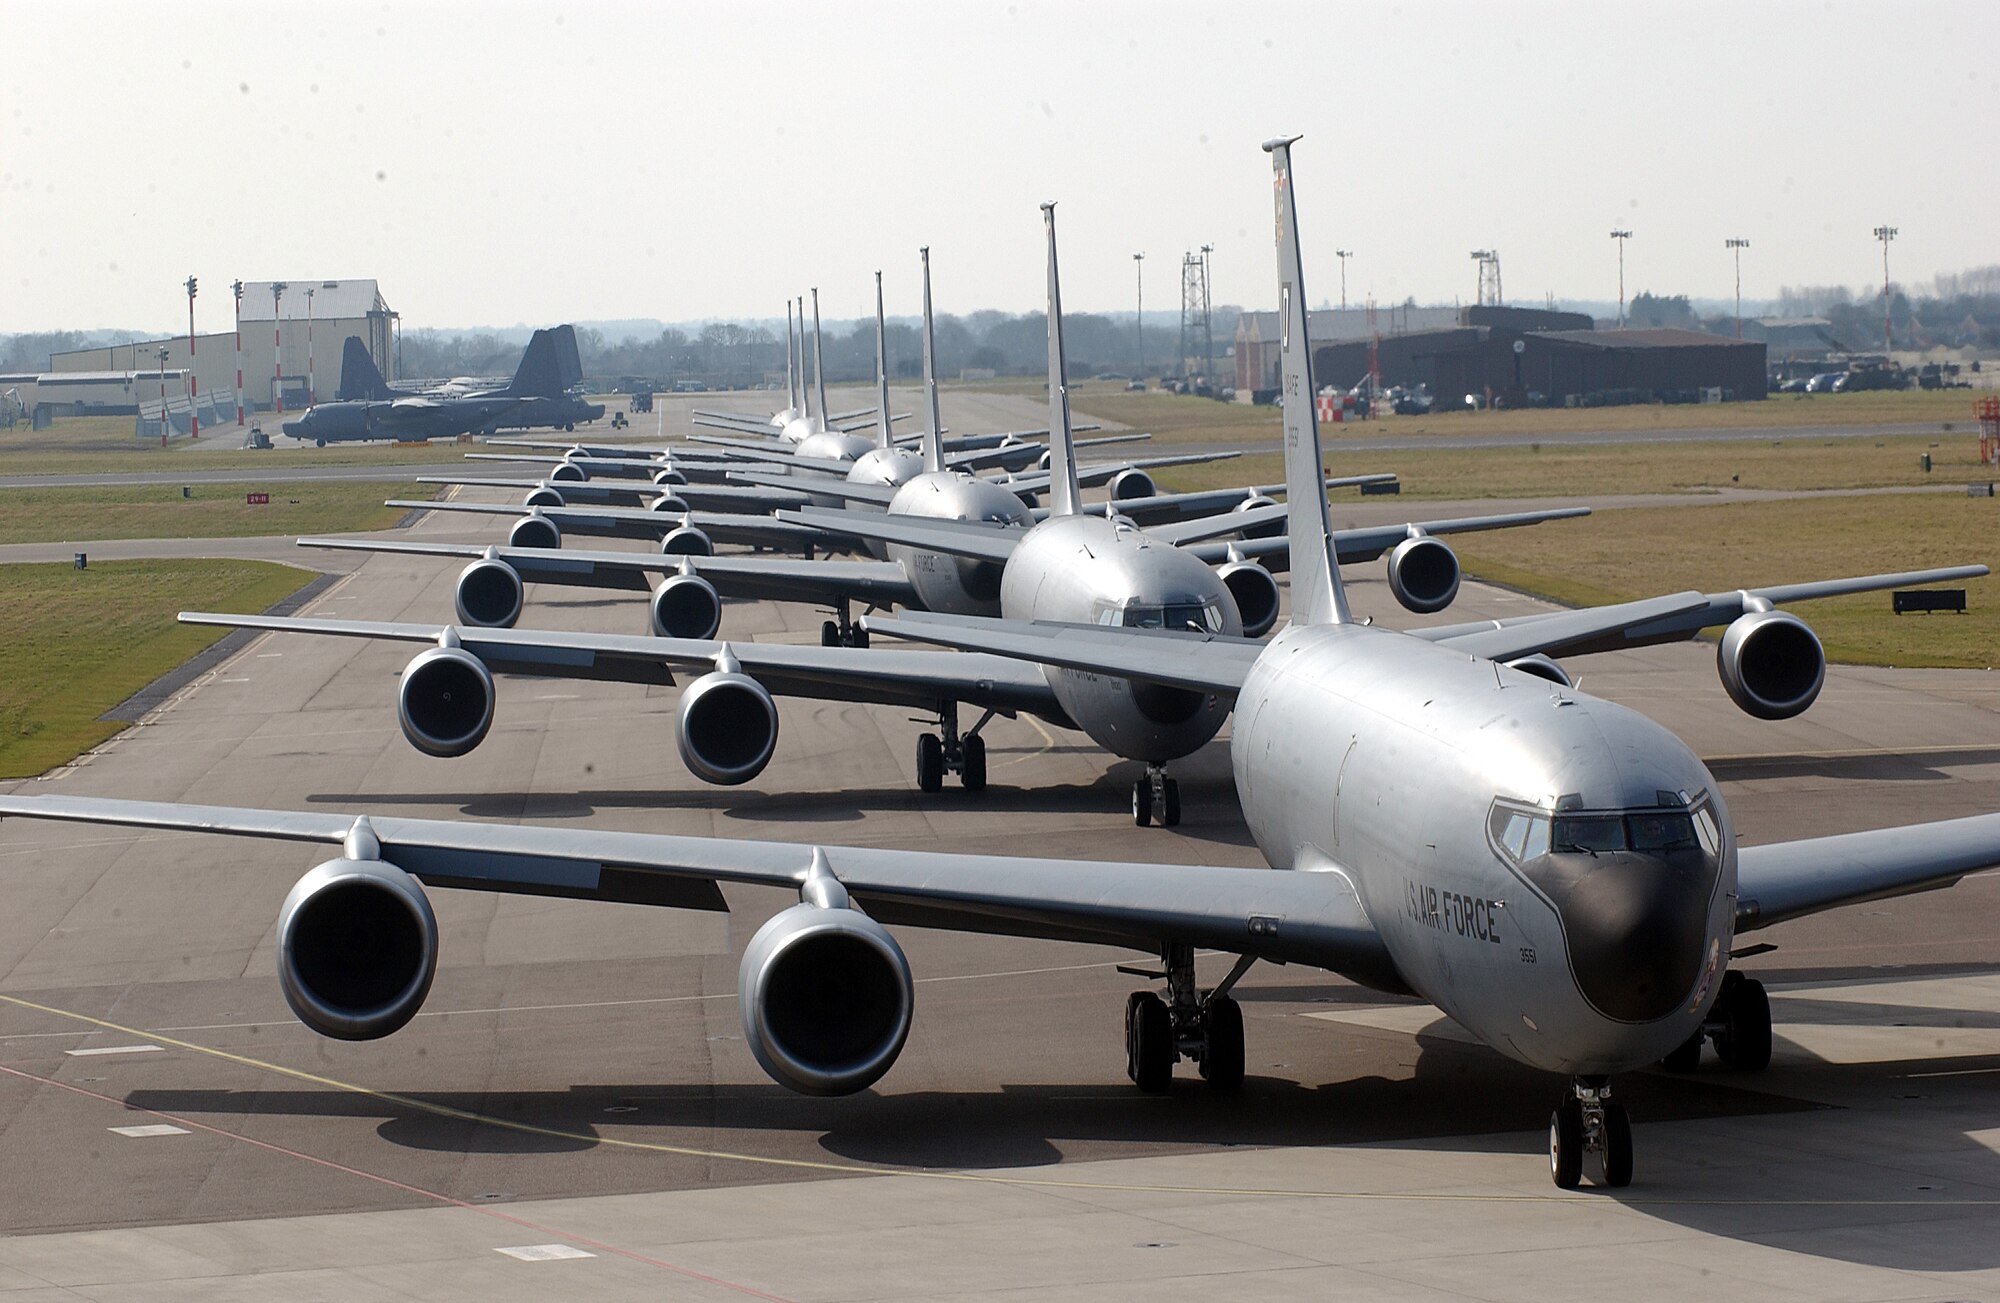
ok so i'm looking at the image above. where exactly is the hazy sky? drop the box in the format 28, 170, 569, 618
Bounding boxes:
6, 0, 1995, 334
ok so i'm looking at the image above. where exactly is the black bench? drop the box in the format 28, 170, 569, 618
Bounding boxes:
1892, 589, 1967, 615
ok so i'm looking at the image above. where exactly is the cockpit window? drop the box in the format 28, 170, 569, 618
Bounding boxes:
1490, 802, 1709, 864
1628, 812, 1698, 853
1553, 815, 1627, 855
1117, 602, 1224, 633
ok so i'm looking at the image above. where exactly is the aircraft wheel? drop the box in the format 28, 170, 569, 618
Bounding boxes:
850, 625, 869, 650
1132, 779, 1153, 827
1198, 994, 1244, 1089
959, 735, 986, 791
315, 438, 326, 447
1549, 1100, 1583, 1189
564, 422, 574, 432
821, 620, 841, 647
915, 734, 945, 793
1161, 777, 1182, 827
1714, 975, 1772, 1071
1660, 1031, 1703, 1073
1125, 992, 1173, 1092
1600, 1100, 1633, 1188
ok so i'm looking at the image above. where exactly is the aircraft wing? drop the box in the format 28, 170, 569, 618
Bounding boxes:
830, 411, 908, 433
0, 795, 1391, 975
780, 507, 1024, 565
1073, 450, 1240, 488
864, 612, 1265, 696
727, 469, 901, 508
1735, 813, 2000, 931
691, 410, 786, 434
177, 614, 1061, 717
945, 432, 1149, 474
1179, 508, 1594, 571
1142, 503, 1290, 547
386, 499, 833, 549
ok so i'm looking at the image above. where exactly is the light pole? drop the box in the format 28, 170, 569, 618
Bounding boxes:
1873, 225, 1898, 355
1133, 252, 1145, 380
305, 286, 316, 406
1726, 238, 1750, 339
230, 279, 245, 425
1335, 249, 1352, 311
1199, 242, 1214, 382
156, 346, 169, 445
183, 276, 199, 439
270, 281, 287, 412
1609, 229, 1632, 327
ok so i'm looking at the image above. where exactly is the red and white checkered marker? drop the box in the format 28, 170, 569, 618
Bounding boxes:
1314, 394, 1336, 422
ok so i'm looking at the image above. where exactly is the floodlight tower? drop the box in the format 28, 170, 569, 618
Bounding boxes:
1470, 250, 1502, 307
270, 281, 287, 413
1873, 225, 1898, 355
183, 276, 199, 439
1133, 252, 1145, 380
1609, 229, 1632, 327
230, 279, 245, 425
1179, 251, 1203, 380
1726, 238, 1750, 339
1199, 243, 1214, 384
1335, 249, 1352, 310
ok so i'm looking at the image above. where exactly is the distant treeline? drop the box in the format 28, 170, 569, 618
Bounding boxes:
1624, 265, 2000, 350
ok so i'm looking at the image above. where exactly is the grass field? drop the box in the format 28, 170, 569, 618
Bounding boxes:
0, 481, 432, 545
0, 558, 312, 778
0, 414, 486, 476
1449, 494, 1998, 669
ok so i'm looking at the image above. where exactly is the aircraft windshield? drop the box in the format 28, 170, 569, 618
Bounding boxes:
1490, 804, 1711, 863
1112, 602, 1225, 633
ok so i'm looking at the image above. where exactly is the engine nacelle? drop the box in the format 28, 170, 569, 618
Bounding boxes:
1504, 654, 1573, 688
277, 858, 438, 1041
453, 558, 523, 628
508, 514, 561, 550
1717, 608, 1824, 720
650, 493, 690, 514
1106, 468, 1158, 502
652, 467, 689, 487
676, 670, 777, 784
1386, 535, 1461, 614
1218, 560, 1281, 638
397, 645, 496, 757
651, 574, 722, 640
522, 486, 565, 510
739, 901, 913, 1096
661, 525, 713, 556
550, 460, 588, 482
1231, 493, 1283, 540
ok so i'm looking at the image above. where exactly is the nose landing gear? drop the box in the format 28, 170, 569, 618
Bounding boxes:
819, 597, 870, 648
1123, 946, 1250, 1091
913, 703, 992, 793
1132, 764, 1182, 827
1550, 1076, 1632, 1189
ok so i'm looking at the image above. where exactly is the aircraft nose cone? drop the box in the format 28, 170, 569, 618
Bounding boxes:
280, 420, 303, 436
1557, 853, 1709, 1023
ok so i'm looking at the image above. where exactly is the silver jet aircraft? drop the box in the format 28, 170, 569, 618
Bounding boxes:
5, 141, 1997, 1191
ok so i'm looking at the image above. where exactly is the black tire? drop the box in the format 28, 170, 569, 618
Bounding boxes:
1161, 777, 1182, 827
915, 734, 945, 793
1132, 779, 1153, 827
1199, 994, 1244, 1089
1716, 977, 1773, 1071
1550, 1100, 1583, 1189
851, 625, 869, 650
1126, 991, 1173, 1093
1600, 1100, 1633, 1188
959, 735, 987, 791
1660, 1031, 1703, 1074
820, 620, 840, 647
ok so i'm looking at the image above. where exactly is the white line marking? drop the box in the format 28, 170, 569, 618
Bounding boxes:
109, 1124, 188, 1138
532, 694, 581, 701
64, 1044, 163, 1057
496, 1244, 595, 1262
255, 652, 283, 658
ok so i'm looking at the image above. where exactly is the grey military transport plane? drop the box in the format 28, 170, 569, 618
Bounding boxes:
2, 139, 1997, 1190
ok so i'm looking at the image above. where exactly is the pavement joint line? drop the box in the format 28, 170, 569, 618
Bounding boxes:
3, 990, 1998, 1209
0, 1059, 797, 1302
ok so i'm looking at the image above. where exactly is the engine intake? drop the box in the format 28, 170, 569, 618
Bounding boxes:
1386, 535, 1461, 614
652, 467, 689, 487
550, 460, 588, 482
677, 670, 777, 783
1218, 560, 1281, 637
1504, 654, 1573, 687
508, 514, 561, 550
277, 858, 438, 1041
1231, 493, 1283, 540
1717, 609, 1824, 720
661, 525, 713, 556
453, 558, 524, 628
522, 486, 565, 510
651, 574, 722, 639
650, 493, 691, 514
1106, 468, 1157, 502
398, 646, 496, 757
739, 902, 913, 1095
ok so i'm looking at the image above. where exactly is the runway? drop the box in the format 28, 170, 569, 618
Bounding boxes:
0, 489, 1997, 1299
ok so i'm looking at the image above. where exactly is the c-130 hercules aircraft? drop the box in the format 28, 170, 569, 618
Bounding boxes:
3, 138, 1996, 1189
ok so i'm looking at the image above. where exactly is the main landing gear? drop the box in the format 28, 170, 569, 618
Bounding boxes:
1132, 764, 1182, 827
1549, 1076, 1631, 1189
1660, 970, 1773, 1074
914, 702, 992, 793
819, 597, 870, 649
1123, 945, 1250, 1092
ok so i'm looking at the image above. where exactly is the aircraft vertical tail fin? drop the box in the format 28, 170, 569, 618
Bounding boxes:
1040, 203, 1083, 518
810, 290, 829, 432
919, 247, 945, 474
872, 273, 894, 450
784, 300, 799, 417
336, 336, 395, 401
1265, 136, 1351, 628
506, 326, 574, 399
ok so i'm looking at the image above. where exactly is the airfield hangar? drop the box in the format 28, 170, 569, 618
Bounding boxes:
43, 280, 397, 415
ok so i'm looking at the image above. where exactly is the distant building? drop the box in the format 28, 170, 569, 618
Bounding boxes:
1429, 328, 1767, 407
1742, 317, 1849, 381
1233, 305, 1460, 394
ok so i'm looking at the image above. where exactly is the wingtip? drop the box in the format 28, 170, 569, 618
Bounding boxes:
1261, 133, 1303, 154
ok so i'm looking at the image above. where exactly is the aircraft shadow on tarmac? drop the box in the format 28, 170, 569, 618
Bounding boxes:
1707, 745, 2000, 784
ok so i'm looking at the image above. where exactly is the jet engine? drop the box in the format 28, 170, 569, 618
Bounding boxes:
277, 857, 439, 1041
651, 574, 722, 640
676, 669, 777, 784
1105, 468, 1158, 502
1231, 494, 1283, 540
1504, 654, 1573, 688
397, 645, 496, 757
522, 486, 565, 510
1218, 560, 1281, 638
550, 460, 588, 482
453, 558, 524, 628
660, 525, 713, 556
652, 467, 689, 488
738, 901, 913, 1095
1385, 535, 1461, 614
1717, 608, 1824, 720
649, 493, 691, 514
508, 514, 562, 550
